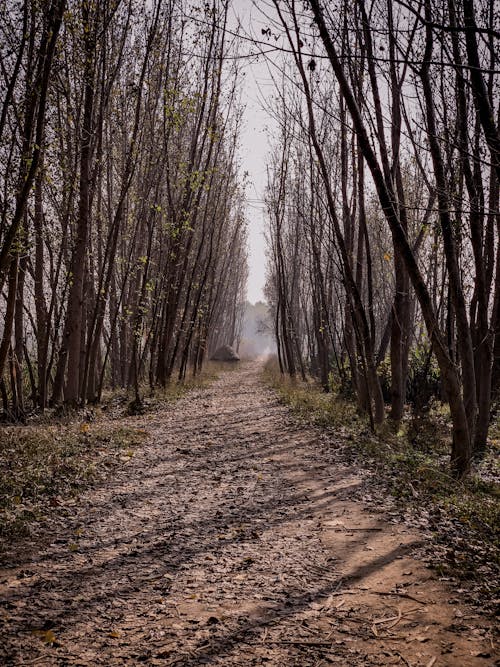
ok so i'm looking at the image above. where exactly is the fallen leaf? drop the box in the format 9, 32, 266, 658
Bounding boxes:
33, 629, 57, 645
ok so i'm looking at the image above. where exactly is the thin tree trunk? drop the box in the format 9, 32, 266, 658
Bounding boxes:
307, 0, 471, 475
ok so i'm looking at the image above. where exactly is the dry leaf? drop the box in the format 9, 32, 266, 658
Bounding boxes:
43, 630, 57, 644
33, 629, 57, 645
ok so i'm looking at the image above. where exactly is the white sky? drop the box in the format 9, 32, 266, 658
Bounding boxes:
229, 0, 276, 304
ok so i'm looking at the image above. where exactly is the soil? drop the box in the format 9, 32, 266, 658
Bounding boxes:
0, 362, 497, 666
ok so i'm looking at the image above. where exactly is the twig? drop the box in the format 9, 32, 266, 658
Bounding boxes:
328, 523, 383, 531
371, 590, 429, 605
373, 606, 421, 628
262, 639, 333, 647
25, 656, 52, 665
373, 607, 403, 627
387, 608, 404, 629
395, 651, 412, 667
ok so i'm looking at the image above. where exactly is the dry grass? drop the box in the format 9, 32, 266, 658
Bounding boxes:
262, 358, 361, 430
263, 358, 500, 584
0, 422, 147, 545
0, 361, 232, 547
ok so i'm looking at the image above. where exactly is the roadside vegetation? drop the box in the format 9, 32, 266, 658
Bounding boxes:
0, 361, 230, 548
0, 0, 247, 419
265, 0, 500, 481
263, 358, 500, 612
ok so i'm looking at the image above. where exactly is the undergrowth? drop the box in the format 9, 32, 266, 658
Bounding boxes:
0, 360, 231, 548
263, 358, 500, 604
69, 361, 232, 420
0, 423, 147, 546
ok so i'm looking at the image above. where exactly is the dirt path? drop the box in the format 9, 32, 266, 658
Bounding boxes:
0, 363, 497, 666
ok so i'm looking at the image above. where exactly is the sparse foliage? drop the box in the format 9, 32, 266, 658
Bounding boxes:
0, 0, 247, 413
265, 0, 500, 478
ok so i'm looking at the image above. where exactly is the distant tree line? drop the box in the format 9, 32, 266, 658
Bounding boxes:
0, 0, 247, 415
265, 0, 499, 477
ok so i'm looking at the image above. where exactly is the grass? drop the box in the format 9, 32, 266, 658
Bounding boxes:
0, 360, 232, 548
262, 359, 365, 436
264, 358, 500, 603
0, 422, 148, 546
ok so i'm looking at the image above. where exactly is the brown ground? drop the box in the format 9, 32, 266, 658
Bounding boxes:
0, 362, 497, 666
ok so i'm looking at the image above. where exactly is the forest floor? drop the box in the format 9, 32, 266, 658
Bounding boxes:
0, 361, 498, 666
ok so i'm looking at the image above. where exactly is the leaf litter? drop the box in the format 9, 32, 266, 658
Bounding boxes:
0, 362, 497, 665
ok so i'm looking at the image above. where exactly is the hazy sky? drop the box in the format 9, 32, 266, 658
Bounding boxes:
229, 1, 276, 304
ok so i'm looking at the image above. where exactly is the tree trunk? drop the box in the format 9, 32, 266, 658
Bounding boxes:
307, 0, 471, 475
